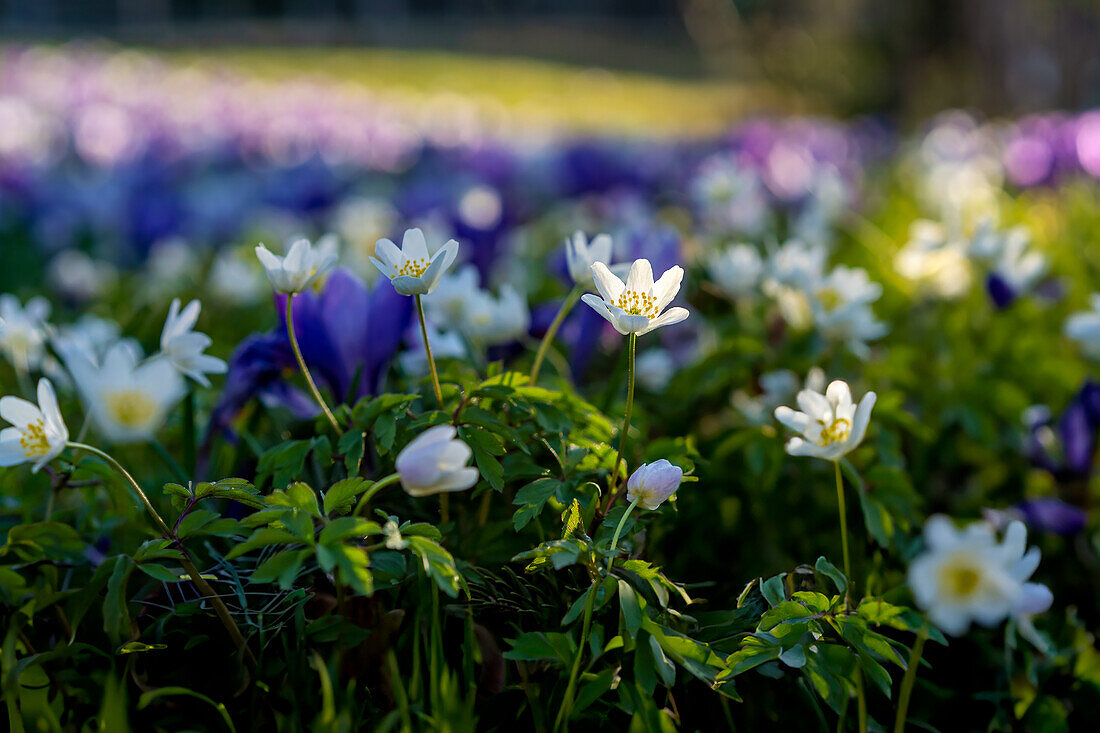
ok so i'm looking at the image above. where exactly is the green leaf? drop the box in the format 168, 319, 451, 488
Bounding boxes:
251, 549, 311, 588
339, 430, 365, 475
103, 557, 134, 646
814, 556, 848, 596
407, 536, 463, 598
473, 449, 504, 492
760, 573, 786, 607
619, 579, 642, 638
504, 632, 575, 666
322, 477, 368, 516
136, 563, 185, 583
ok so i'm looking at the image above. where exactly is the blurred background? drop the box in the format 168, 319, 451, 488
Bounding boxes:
2, 0, 1099, 125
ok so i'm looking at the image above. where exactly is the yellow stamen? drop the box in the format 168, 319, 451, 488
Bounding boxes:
614, 290, 658, 318
395, 257, 429, 278
104, 390, 158, 428
19, 420, 51, 458
819, 417, 851, 445
940, 561, 981, 598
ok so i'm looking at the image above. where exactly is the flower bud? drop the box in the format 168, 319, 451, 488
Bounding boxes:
395, 425, 479, 497
626, 459, 682, 510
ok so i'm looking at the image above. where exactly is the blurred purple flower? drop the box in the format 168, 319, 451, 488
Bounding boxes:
984, 498, 1087, 537
202, 268, 412, 459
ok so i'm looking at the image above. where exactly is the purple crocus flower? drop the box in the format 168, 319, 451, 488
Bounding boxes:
203, 268, 412, 459
984, 498, 1087, 537
1025, 381, 1100, 479
986, 272, 1017, 310
274, 268, 413, 402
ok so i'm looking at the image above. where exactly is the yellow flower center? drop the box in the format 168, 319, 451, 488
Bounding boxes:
396, 257, 428, 278
819, 417, 851, 445
614, 290, 658, 318
19, 419, 51, 458
104, 390, 158, 428
940, 560, 982, 599
817, 287, 843, 310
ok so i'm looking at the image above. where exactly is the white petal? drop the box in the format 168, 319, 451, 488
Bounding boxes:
625, 259, 654, 294
638, 306, 688, 335
374, 239, 404, 269
651, 266, 685, 311
590, 262, 624, 303
849, 391, 876, 445
0, 396, 42, 429
774, 406, 812, 434
795, 389, 831, 419
369, 256, 398, 280
825, 380, 853, 410
402, 228, 430, 261
581, 293, 617, 327
391, 275, 430, 296
588, 234, 613, 265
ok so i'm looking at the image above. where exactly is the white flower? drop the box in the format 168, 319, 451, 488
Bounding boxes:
47, 250, 117, 302
626, 459, 683, 510
816, 302, 889, 359
70, 343, 186, 444
159, 299, 227, 387
635, 348, 676, 392
370, 227, 459, 297
329, 196, 398, 280
582, 259, 689, 336
895, 220, 972, 299
208, 247, 268, 306
565, 231, 614, 287
255, 235, 339, 294
991, 228, 1046, 296
734, 367, 825, 426
395, 425, 479, 497
461, 285, 530, 345
400, 324, 466, 375
1065, 293, 1100, 359
766, 239, 828, 291
143, 238, 201, 297
692, 156, 770, 236
0, 294, 51, 372
0, 378, 68, 472
908, 516, 1051, 636
774, 379, 876, 460
707, 244, 763, 300
424, 265, 481, 327
382, 520, 408, 550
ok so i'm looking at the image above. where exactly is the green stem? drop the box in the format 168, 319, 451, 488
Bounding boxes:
893, 627, 928, 733
66, 442, 255, 669
286, 293, 343, 435
834, 460, 852, 607
555, 581, 598, 732
607, 498, 640, 573
416, 294, 445, 409
856, 670, 867, 733
602, 333, 636, 515
352, 473, 402, 516
530, 285, 582, 383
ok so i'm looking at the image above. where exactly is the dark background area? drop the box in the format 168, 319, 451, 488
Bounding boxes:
2, 0, 1099, 120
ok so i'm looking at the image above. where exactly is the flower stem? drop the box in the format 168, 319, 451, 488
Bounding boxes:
856, 670, 867, 733
67, 442, 255, 669
834, 460, 852, 607
530, 285, 582, 383
285, 293, 342, 435
352, 472, 402, 516
602, 333, 636, 515
415, 294, 445, 409
607, 498, 639, 573
555, 580, 597, 732
893, 627, 929, 733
